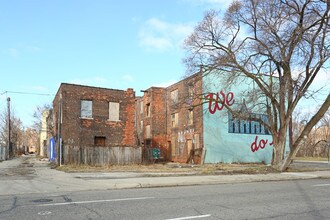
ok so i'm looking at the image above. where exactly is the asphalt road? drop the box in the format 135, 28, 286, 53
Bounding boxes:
1, 178, 330, 220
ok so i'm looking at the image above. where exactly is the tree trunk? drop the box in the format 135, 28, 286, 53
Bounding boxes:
271, 139, 286, 168
278, 145, 301, 171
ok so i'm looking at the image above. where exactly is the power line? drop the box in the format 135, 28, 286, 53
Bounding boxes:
0, 91, 54, 96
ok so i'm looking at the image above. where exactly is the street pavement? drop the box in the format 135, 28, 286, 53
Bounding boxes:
1, 155, 330, 196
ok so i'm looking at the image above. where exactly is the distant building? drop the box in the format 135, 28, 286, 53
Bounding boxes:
39, 110, 49, 157
25, 128, 39, 154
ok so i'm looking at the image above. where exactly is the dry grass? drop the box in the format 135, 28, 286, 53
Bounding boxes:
56, 162, 279, 175
293, 157, 329, 161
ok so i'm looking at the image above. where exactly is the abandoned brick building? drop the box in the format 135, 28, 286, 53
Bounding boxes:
53, 70, 277, 165
52, 83, 140, 165
52, 73, 204, 165
136, 73, 203, 163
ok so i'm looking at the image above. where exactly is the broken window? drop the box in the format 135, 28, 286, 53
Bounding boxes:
109, 102, 120, 121
146, 103, 151, 117
170, 89, 178, 106
81, 100, 92, 118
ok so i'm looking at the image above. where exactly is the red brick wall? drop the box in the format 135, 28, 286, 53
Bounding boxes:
166, 73, 203, 163
137, 73, 204, 163
53, 84, 136, 150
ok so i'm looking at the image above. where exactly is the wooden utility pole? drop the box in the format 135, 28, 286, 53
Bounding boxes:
7, 97, 11, 158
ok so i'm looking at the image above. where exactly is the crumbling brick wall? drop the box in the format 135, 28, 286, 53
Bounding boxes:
53, 83, 137, 164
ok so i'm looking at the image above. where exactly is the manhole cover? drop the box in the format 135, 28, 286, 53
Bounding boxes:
32, 199, 53, 203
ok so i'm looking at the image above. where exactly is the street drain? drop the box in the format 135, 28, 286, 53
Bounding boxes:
32, 199, 53, 203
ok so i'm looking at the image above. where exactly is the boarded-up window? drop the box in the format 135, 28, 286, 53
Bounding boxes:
194, 134, 200, 149
146, 125, 151, 138
140, 101, 144, 114
170, 89, 178, 105
171, 113, 178, 127
109, 102, 120, 121
81, 100, 92, 118
94, 136, 106, 146
188, 110, 193, 125
171, 137, 176, 156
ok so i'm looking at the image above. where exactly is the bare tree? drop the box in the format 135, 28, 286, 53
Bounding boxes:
184, 0, 330, 171
0, 107, 24, 155
31, 104, 52, 133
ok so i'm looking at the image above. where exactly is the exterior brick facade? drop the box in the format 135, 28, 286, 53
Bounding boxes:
53, 83, 137, 164
53, 73, 204, 165
166, 73, 203, 163
137, 73, 203, 163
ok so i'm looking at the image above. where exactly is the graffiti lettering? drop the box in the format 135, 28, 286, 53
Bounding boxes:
178, 129, 194, 143
205, 91, 235, 114
250, 136, 273, 152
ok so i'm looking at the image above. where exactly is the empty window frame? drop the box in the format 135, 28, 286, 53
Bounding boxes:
187, 86, 194, 106
146, 103, 151, 117
81, 100, 92, 118
170, 89, 178, 106
171, 113, 178, 127
109, 102, 120, 121
94, 136, 106, 146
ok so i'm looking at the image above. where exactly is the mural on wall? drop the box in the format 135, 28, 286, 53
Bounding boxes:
205, 90, 272, 154
202, 73, 291, 164
205, 91, 235, 114
250, 136, 273, 153
202, 74, 275, 164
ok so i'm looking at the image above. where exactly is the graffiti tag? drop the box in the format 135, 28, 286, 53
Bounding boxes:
178, 129, 194, 143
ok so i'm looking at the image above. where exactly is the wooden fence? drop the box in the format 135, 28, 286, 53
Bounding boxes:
64, 145, 142, 165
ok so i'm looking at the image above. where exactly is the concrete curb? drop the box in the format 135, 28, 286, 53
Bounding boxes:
1, 156, 330, 196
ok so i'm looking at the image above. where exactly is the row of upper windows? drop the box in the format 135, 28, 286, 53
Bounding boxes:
171, 110, 193, 127
139, 110, 193, 134
80, 100, 120, 121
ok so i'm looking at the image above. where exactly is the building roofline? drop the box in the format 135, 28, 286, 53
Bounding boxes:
53, 83, 134, 101
140, 72, 202, 92
165, 72, 201, 89
60, 83, 133, 92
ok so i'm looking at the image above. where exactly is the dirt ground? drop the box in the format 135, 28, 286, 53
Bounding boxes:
56, 162, 280, 175
55, 157, 330, 175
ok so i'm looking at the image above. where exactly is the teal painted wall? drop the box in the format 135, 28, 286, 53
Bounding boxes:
203, 73, 275, 164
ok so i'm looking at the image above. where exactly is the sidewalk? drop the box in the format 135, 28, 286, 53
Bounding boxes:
0, 156, 330, 196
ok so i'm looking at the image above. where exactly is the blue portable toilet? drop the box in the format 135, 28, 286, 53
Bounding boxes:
49, 137, 56, 162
